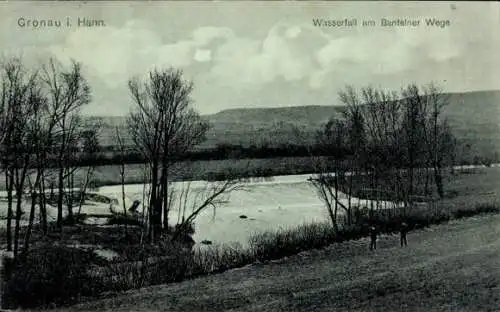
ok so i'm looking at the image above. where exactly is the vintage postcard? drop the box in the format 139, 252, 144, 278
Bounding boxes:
0, 1, 499, 311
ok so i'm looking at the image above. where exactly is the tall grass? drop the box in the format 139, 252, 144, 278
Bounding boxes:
191, 243, 253, 275
249, 223, 336, 261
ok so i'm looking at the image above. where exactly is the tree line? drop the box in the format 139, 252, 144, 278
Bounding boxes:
0, 57, 101, 258
69, 141, 495, 167
0, 57, 244, 260
303, 84, 459, 232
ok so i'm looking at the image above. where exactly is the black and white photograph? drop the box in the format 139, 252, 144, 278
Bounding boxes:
0, 1, 499, 311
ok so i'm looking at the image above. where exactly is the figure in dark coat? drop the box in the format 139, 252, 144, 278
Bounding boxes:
369, 225, 378, 250
400, 222, 408, 247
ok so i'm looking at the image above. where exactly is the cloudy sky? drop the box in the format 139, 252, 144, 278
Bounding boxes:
0, 1, 498, 116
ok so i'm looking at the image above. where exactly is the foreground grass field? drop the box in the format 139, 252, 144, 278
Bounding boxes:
50, 212, 500, 312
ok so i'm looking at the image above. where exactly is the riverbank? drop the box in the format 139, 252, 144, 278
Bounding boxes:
1, 166, 498, 309
5, 164, 496, 247
0, 157, 319, 192
52, 211, 500, 312
2, 195, 498, 310
0, 157, 495, 192
1, 165, 498, 248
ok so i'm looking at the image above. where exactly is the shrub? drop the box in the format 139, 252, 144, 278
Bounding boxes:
107, 213, 143, 227
100, 239, 194, 291
61, 213, 89, 226
191, 243, 253, 275
453, 203, 499, 219
174, 222, 195, 236
2, 244, 104, 309
248, 223, 335, 261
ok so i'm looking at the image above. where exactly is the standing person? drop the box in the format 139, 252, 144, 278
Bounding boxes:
400, 221, 408, 247
369, 224, 377, 250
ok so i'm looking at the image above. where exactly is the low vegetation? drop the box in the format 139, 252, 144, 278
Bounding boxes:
2, 198, 498, 309
53, 209, 500, 312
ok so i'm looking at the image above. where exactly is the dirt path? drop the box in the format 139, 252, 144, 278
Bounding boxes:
53, 214, 500, 312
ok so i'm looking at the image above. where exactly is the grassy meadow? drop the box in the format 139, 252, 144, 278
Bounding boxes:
54, 195, 500, 311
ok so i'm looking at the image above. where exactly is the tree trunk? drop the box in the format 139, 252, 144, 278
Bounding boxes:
408, 165, 414, 204
369, 168, 375, 220
161, 134, 170, 232
424, 167, 430, 196
50, 180, 55, 202
13, 162, 29, 259
121, 163, 126, 215
39, 173, 48, 235
24, 173, 41, 254
6, 169, 13, 251
329, 197, 338, 234
66, 170, 74, 224
13, 189, 23, 259
434, 166, 444, 198
161, 166, 169, 231
56, 166, 64, 228
149, 161, 160, 242
347, 169, 353, 213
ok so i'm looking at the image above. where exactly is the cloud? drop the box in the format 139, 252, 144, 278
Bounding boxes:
206, 22, 329, 88
192, 26, 234, 45
194, 49, 212, 62
202, 19, 467, 92
44, 16, 468, 97
308, 24, 466, 89
394, 25, 463, 62
18, 7, 493, 116
47, 23, 235, 87
285, 26, 301, 39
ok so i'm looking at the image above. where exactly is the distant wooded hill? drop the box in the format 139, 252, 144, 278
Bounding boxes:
86, 90, 500, 161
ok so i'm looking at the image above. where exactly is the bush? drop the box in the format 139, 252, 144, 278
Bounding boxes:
453, 203, 499, 219
249, 223, 336, 261
174, 222, 195, 236
61, 213, 89, 226
3, 244, 104, 309
107, 213, 143, 227
191, 243, 253, 275
100, 239, 194, 291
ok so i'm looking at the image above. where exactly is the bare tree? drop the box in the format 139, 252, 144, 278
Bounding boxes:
0, 57, 43, 257
0, 57, 19, 251
305, 82, 457, 230
23, 79, 49, 255
61, 115, 85, 223
351, 86, 406, 212
139, 163, 151, 245
171, 178, 245, 242
423, 83, 452, 198
127, 68, 209, 242
40, 58, 91, 228
293, 121, 350, 232
339, 87, 368, 217
399, 83, 454, 200
76, 125, 101, 217
115, 125, 127, 215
